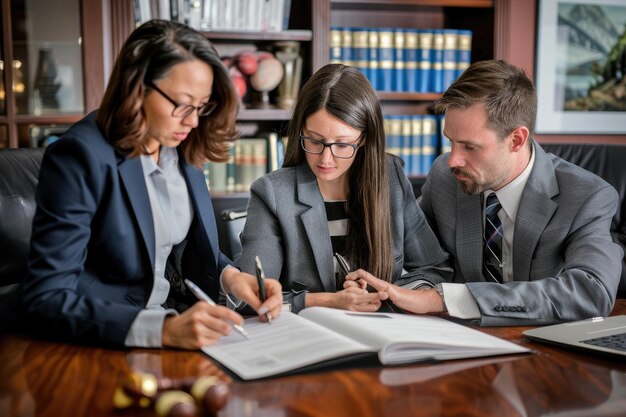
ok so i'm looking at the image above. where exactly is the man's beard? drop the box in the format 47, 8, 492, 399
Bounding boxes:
450, 167, 507, 195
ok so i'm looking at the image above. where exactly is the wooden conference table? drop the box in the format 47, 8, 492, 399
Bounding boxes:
1, 299, 625, 417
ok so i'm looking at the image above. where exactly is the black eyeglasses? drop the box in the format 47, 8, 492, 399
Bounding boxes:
300, 136, 359, 159
146, 82, 217, 118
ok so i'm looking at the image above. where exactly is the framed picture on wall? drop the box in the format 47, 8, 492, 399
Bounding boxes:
535, 0, 626, 134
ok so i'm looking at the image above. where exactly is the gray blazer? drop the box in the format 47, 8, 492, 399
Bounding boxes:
419, 141, 623, 326
236, 155, 452, 313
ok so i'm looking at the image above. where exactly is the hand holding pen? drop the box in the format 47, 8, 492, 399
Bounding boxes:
184, 279, 250, 339
255, 256, 272, 323
335, 253, 376, 293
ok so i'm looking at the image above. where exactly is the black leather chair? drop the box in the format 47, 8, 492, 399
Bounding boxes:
220, 207, 247, 260
0, 148, 45, 294
541, 143, 626, 296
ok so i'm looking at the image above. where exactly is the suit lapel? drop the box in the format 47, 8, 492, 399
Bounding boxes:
118, 155, 155, 269
296, 165, 336, 292
513, 143, 558, 281
180, 156, 218, 270
456, 187, 484, 281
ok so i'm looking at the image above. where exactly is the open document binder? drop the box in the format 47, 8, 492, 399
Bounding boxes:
202, 307, 530, 380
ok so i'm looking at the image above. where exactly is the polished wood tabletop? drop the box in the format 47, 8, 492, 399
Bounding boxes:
1, 299, 625, 417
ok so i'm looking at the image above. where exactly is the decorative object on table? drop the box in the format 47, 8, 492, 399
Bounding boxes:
33, 47, 61, 114
535, 0, 626, 134
222, 50, 285, 108
274, 41, 302, 110
113, 371, 229, 417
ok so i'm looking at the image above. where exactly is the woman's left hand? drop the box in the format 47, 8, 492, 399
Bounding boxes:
222, 268, 283, 322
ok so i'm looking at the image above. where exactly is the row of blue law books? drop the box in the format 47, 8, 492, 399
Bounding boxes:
330, 27, 472, 93
384, 114, 449, 177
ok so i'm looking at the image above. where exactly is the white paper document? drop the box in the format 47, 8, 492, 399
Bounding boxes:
202, 307, 530, 380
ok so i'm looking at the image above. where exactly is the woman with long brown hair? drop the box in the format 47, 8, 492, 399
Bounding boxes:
18, 20, 282, 349
236, 64, 451, 313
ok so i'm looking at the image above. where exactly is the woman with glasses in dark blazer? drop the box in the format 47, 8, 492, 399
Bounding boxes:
19, 20, 282, 349
236, 64, 452, 314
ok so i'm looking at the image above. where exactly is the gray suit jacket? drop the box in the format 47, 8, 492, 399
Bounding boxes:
419, 142, 623, 326
237, 155, 452, 313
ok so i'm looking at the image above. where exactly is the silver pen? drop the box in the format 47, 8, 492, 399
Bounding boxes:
184, 279, 250, 339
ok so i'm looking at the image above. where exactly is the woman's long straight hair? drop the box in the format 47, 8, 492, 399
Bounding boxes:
283, 64, 393, 281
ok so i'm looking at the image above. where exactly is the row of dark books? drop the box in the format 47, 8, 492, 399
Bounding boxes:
384, 114, 448, 177
204, 133, 285, 194
330, 27, 472, 93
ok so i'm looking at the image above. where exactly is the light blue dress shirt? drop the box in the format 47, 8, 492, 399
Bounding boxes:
124, 147, 193, 347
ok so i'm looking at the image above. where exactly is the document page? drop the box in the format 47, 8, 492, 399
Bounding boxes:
201, 311, 372, 380
300, 307, 529, 364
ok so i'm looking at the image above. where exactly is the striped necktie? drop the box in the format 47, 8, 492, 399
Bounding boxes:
483, 193, 503, 283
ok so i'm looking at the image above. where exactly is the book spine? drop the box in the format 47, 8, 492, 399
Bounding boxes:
157, 0, 171, 20
422, 115, 438, 175
267, 132, 279, 172
169, 0, 179, 21
410, 115, 423, 177
250, 139, 268, 188
353, 28, 370, 80
269, 0, 285, 32
386, 116, 402, 158
404, 29, 419, 93
430, 29, 444, 93
282, 0, 292, 30
456, 30, 473, 80
438, 114, 451, 155
187, 0, 202, 29
393, 29, 405, 92
330, 27, 343, 64
368, 29, 379, 90
208, 161, 228, 193
400, 115, 412, 175
378, 29, 394, 92
442, 29, 458, 92
341, 28, 354, 68
226, 146, 236, 192
418, 30, 433, 93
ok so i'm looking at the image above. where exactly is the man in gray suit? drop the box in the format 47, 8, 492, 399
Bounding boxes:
348, 60, 622, 325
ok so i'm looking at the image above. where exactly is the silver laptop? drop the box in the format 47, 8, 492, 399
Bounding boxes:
523, 315, 626, 357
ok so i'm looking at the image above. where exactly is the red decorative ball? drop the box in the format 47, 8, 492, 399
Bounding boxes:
232, 74, 247, 98
236, 52, 258, 76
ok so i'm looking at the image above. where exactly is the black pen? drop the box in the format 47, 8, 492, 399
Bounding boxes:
254, 256, 272, 323
184, 279, 250, 339
335, 253, 377, 293
335, 252, 351, 276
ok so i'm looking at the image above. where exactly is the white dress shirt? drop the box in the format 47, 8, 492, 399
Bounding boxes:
444, 145, 536, 319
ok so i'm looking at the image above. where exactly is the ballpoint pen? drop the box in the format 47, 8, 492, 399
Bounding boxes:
335, 252, 376, 292
183, 279, 250, 339
254, 256, 272, 323
334, 253, 400, 313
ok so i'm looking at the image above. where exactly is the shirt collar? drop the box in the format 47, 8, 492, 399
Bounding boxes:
140, 146, 179, 176
484, 142, 535, 221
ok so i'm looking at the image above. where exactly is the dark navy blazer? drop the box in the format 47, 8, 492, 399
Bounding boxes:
19, 112, 230, 345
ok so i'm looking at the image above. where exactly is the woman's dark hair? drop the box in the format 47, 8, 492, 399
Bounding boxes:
283, 64, 393, 281
96, 19, 239, 166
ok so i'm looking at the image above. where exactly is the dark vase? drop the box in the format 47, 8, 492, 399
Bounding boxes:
34, 48, 61, 110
